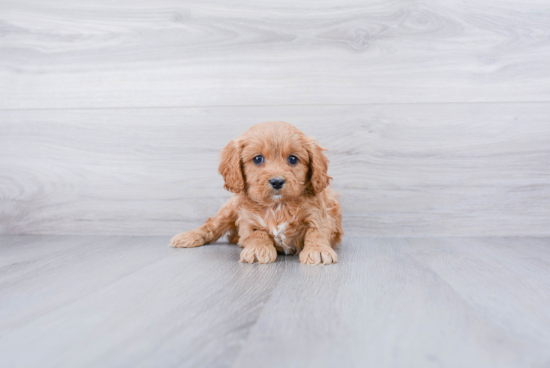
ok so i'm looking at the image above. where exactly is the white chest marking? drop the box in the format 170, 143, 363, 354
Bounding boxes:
254, 209, 295, 255
255, 215, 267, 227
271, 222, 290, 253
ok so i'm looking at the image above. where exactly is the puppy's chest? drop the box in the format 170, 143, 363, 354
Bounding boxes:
253, 206, 304, 254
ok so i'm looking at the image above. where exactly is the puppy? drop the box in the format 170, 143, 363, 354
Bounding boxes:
170, 121, 343, 265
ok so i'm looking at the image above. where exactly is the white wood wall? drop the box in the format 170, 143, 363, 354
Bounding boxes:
1, 0, 549, 236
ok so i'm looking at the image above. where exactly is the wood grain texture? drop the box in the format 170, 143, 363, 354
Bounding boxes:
1, 103, 549, 236
1, 0, 550, 109
1, 236, 549, 368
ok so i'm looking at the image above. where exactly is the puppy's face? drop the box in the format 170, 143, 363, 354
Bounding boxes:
219, 122, 330, 204
241, 126, 309, 204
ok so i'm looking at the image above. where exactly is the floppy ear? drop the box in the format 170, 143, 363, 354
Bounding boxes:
306, 137, 331, 194
218, 139, 244, 193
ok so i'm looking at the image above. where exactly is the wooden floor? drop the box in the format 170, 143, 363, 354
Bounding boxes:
1, 236, 549, 368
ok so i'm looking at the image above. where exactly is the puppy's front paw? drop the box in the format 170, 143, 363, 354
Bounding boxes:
240, 243, 277, 264
299, 246, 337, 265
170, 231, 205, 248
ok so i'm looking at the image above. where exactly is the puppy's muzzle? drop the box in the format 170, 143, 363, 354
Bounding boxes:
269, 178, 285, 190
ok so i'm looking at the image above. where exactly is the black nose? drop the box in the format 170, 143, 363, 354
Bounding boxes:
269, 178, 285, 190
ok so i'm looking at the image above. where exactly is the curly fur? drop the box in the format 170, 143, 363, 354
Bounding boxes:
170, 121, 343, 265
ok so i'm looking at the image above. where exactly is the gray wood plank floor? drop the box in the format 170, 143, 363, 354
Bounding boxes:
1, 236, 549, 368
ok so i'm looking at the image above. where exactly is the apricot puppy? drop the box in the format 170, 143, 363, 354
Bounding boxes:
170, 121, 343, 265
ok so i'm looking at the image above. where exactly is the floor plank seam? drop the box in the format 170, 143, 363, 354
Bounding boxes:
5, 248, 175, 331
2, 100, 550, 113
228, 260, 288, 368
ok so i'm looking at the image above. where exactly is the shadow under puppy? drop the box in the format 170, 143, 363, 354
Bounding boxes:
171, 121, 343, 265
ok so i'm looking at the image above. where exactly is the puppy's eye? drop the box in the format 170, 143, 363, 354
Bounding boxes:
253, 155, 264, 165
288, 155, 299, 165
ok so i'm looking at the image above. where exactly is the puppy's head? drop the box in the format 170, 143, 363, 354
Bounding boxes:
219, 122, 330, 204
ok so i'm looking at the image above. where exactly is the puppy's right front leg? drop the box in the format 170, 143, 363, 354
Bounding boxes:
239, 230, 277, 264
170, 198, 237, 248
170, 228, 206, 248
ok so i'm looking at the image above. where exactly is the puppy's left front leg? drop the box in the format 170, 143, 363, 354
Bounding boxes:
300, 227, 338, 265
239, 230, 277, 264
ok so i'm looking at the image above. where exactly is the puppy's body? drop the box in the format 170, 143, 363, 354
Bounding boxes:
171, 122, 343, 265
